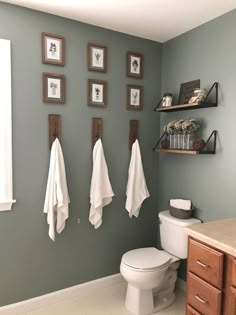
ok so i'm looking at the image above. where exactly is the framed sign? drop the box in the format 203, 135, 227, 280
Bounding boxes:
126, 51, 144, 79
87, 43, 107, 72
43, 72, 65, 104
178, 79, 200, 104
88, 79, 107, 107
127, 84, 143, 110
42, 32, 65, 66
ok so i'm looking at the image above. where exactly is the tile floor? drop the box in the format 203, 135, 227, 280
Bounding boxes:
20, 282, 186, 315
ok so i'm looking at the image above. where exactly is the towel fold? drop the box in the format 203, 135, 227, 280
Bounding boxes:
170, 199, 191, 210
43, 138, 70, 241
89, 139, 114, 229
126, 140, 150, 218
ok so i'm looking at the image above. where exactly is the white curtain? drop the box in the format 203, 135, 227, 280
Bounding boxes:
0, 39, 15, 211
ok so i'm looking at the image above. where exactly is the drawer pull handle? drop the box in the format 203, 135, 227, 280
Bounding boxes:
195, 294, 208, 304
196, 259, 209, 268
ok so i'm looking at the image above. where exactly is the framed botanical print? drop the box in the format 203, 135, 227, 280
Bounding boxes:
88, 79, 107, 107
127, 84, 143, 110
43, 72, 65, 104
42, 32, 65, 66
126, 51, 144, 79
87, 43, 107, 72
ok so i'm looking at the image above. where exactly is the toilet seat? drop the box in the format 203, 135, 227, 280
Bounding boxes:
121, 247, 171, 271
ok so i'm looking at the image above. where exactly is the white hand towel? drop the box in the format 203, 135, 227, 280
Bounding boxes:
170, 199, 191, 210
89, 139, 114, 229
126, 140, 150, 218
43, 138, 70, 241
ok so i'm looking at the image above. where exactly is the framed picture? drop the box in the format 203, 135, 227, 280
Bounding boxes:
87, 43, 107, 72
178, 79, 200, 104
43, 72, 65, 104
42, 32, 65, 66
127, 84, 143, 110
126, 51, 144, 79
88, 79, 107, 107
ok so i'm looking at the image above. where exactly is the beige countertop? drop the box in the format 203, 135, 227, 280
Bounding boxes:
185, 217, 236, 257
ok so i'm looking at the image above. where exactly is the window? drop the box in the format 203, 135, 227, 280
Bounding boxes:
0, 39, 15, 211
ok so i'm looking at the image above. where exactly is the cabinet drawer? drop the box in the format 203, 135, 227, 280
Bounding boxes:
187, 272, 222, 315
186, 305, 201, 315
232, 259, 236, 287
188, 238, 223, 289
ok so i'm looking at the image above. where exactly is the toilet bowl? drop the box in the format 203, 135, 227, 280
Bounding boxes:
120, 210, 201, 315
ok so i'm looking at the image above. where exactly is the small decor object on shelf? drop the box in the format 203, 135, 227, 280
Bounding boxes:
193, 138, 205, 151
126, 51, 144, 79
178, 79, 200, 104
127, 84, 143, 110
88, 79, 107, 107
43, 72, 65, 104
42, 32, 65, 66
189, 88, 207, 104
87, 43, 107, 73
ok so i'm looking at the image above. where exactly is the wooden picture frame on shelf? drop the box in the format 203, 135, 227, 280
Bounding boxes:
178, 79, 200, 105
43, 72, 65, 104
87, 43, 107, 73
88, 79, 107, 107
127, 84, 143, 110
126, 51, 144, 79
42, 32, 65, 66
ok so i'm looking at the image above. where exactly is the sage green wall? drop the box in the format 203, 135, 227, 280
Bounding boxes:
160, 10, 236, 278
0, 2, 161, 306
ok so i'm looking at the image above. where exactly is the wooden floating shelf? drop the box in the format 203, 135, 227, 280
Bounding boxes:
155, 101, 217, 112
155, 148, 215, 155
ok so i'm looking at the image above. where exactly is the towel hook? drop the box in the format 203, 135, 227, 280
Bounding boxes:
49, 114, 61, 148
129, 120, 139, 149
92, 117, 103, 147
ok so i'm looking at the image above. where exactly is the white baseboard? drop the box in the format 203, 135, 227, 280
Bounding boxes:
0, 273, 124, 315
176, 278, 186, 292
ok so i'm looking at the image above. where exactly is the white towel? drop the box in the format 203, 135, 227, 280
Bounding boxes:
170, 199, 191, 210
89, 139, 114, 229
126, 140, 150, 218
43, 138, 70, 241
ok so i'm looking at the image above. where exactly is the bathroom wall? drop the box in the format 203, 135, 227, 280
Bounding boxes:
0, 2, 162, 306
160, 9, 236, 278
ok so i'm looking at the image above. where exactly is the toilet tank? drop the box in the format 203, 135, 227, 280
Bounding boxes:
158, 210, 201, 259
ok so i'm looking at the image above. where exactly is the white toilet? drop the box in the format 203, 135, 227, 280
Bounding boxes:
120, 210, 201, 315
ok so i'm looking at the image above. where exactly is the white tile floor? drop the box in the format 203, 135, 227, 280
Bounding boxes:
21, 282, 186, 315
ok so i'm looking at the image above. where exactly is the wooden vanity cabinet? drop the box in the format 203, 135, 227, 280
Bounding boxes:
186, 237, 236, 315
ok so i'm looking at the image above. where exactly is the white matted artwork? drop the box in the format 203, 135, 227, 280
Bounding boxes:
126, 51, 144, 79
43, 72, 65, 104
88, 79, 107, 107
127, 85, 143, 110
88, 43, 107, 72
42, 32, 65, 66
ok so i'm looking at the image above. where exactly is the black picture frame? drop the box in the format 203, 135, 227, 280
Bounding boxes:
178, 80, 200, 105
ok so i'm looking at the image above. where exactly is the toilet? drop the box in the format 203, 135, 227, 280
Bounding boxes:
120, 210, 201, 315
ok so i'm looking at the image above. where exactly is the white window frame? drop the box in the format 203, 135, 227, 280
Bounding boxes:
0, 39, 15, 211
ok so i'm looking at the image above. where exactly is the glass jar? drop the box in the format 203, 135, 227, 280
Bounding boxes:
162, 93, 173, 107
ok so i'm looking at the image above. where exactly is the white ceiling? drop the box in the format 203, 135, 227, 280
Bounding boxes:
2, 0, 236, 42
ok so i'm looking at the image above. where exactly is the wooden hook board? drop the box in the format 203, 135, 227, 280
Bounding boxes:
92, 117, 103, 147
49, 114, 61, 148
129, 120, 139, 149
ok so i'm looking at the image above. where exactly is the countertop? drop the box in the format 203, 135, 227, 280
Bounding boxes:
185, 217, 236, 256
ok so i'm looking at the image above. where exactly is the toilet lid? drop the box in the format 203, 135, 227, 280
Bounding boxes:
122, 247, 171, 270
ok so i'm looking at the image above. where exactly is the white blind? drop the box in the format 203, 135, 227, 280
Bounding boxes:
0, 39, 15, 211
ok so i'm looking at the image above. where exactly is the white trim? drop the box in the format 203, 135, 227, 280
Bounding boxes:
0, 273, 124, 315
176, 278, 186, 292
0, 39, 15, 212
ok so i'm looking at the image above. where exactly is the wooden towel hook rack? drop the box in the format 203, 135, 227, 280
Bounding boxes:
129, 120, 139, 149
92, 117, 103, 147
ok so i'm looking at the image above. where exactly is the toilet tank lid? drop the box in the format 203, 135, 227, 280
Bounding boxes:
158, 210, 201, 227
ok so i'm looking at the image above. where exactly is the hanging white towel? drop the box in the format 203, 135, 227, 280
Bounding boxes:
43, 138, 70, 241
126, 139, 150, 218
89, 139, 114, 229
